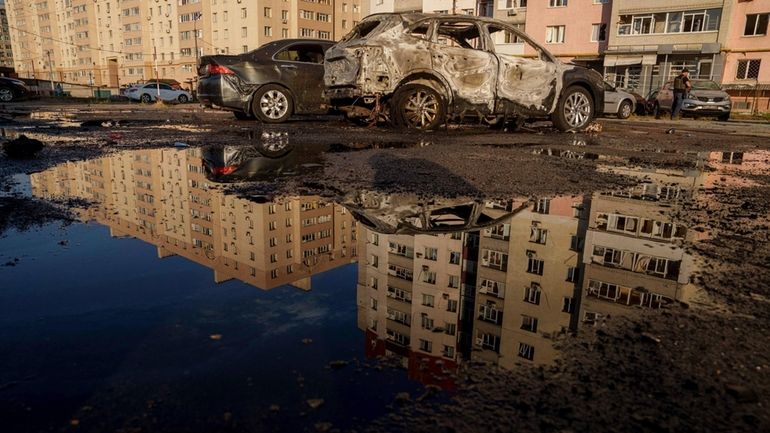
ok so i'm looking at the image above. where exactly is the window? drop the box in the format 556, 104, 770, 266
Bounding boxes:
388, 308, 410, 326
481, 249, 508, 270
570, 235, 583, 251
419, 339, 432, 353
447, 299, 458, 312
535, 198, 550, 214
449, 251, 461, 265
443, 345, 455, 358
448, 275, 460, 289
264, 26, 272, 37
387, 286, 412, 303
371, 298, 378, 310
562, 296, 574, 313
521, 315, 538, 332
264, 7, 272, 18
423, 271, 437, 285
480, 278, 505, 298
566, 266, 579, 282
524, 283, 541, 305
549, 0, 567, 7
241, 8, 247, 18
546, 25, 566, 43
518, 342, 535, 360
487, 223, 510, 240
745, 14, 769, 36
530, 226, 548, 244
526, 256, 544, 275
273, 44, 325, 64
436, 21, 484, 50
478, 332, 500, 352
422, 294, 435, 307
421, 315, 434, 330
736, 59, 761, 80
591, 23, 607, 42
479, 303, 502, 324
445, 323, 457, 336
424, 247, 438, 261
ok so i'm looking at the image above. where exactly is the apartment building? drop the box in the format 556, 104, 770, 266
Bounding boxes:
356, 227, 467, 387
721, 1, 770, 113
580, 177, 697, 325
0, 1, 13, 71
30, 148, 358, 291
472, 195, 588, 368
603, 0, 733, 95
6, 0, 366, 88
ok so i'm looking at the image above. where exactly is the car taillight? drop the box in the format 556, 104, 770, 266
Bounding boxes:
208, 64, 235, 75
212, 166, 237, 176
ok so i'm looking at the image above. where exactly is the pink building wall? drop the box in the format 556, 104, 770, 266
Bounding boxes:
723, 1, 770, 84
524, 0, 612, 61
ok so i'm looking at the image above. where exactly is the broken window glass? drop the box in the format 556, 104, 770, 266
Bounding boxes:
436, 21, 484, 50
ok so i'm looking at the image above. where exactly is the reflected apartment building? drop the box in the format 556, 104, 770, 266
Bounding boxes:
472, 195, 589, 368
30, 148, 358, 291
579, 163, 702, 325
356, 226, 468, 388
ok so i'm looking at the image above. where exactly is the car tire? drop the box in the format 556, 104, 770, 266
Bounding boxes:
392, 83, 446, 131
617, 100, 633, 119
140, 93, 152, 103
178, 94, 189, 103
718, 113, 730, 121
0, 87, 14, 102
233, 111, 254, 120
252, 84, 293, 123
552, 86, 594, 132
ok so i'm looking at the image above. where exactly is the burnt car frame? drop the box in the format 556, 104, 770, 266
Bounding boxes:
324, 13, 605, 131
198, 39, 334, 122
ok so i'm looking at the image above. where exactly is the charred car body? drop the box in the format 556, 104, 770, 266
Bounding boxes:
324, 13, 605, 131
198, 39, 334, 122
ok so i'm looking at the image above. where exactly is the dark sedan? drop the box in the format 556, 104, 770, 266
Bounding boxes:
0, 77, 31, 102
197, 39, 334, 123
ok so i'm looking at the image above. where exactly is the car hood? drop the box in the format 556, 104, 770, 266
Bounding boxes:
688, 89, 729, 99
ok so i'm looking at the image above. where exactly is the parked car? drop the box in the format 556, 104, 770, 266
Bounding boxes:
198, 39, 335, 122
0, 77, 31, 102
603, 82, 636, 119
653, 79, 731, 121
143, 78, 182, 90
324, 13, 605, 131
125, 83, 192, 103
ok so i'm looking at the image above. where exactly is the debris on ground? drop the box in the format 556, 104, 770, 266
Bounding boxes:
2, 135, 44, 159
306, 398, 325, 410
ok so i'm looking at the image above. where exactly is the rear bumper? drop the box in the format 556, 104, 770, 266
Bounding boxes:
197, 75, 247, 112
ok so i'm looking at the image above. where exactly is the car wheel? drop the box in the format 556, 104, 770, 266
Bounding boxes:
393, 83, 446, 131
252, 84, 293, 123
0, 87, 14, 102
552, 86, 594, 131
617, 100, 633, 119
233, 111, 254, 120
178, 94, 189, 103
718, 113, 730, 121
140, 93, 152, 103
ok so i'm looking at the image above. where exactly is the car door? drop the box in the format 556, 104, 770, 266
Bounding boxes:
604, 83, 620, 113
272, 42, 328, 113
429, 19, 498, 114
487, 24, 558, 115
158, 84, 174, 101
658, 82, 673, 110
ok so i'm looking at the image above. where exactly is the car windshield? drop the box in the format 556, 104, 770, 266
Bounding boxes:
691, 80, 721, 90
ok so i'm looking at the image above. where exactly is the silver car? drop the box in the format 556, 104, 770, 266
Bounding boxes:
603, 82, 636, 119
653, 79, 731, 121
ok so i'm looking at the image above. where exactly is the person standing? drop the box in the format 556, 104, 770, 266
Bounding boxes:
671, 68, 691, 120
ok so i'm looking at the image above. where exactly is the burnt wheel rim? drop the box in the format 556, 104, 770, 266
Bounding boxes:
0, 89, 12, 102
260, 90, 289, 120
403, 90, 439, 128
564, 92, 591, 128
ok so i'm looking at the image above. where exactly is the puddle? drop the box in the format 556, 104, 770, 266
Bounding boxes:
2, 146, 770, 432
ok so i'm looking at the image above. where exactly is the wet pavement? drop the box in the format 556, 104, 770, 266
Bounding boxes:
1, 105, 770, 433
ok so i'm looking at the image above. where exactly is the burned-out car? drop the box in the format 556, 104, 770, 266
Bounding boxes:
324, 14, 605, 131
198, 39, 334, 122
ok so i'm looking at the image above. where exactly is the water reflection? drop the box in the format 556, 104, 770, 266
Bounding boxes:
30, 147, 358, 291
28, 147, 760, 383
